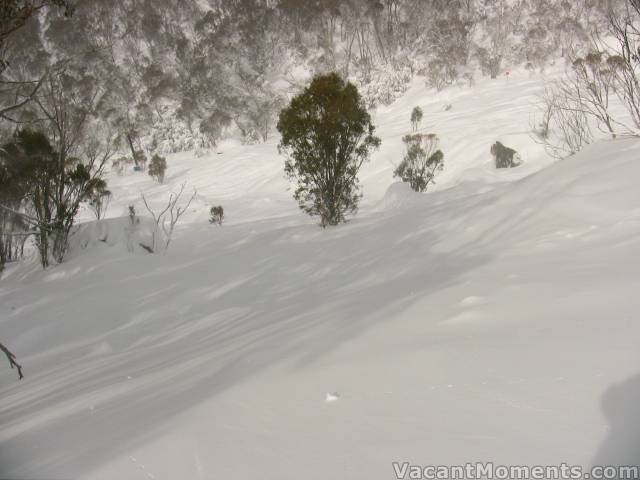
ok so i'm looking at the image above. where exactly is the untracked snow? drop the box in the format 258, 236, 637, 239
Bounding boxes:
1, 70, 639, 479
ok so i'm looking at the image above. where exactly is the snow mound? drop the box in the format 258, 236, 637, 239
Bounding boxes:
374, 181, 423, 212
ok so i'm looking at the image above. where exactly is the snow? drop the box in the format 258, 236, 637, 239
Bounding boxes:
1, 69, 640, 479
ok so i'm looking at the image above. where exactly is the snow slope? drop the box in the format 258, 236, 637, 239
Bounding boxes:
1, 69, 640, 479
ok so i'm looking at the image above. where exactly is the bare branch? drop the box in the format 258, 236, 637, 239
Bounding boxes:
140, 182, 196, 253
0, 342, 23, 380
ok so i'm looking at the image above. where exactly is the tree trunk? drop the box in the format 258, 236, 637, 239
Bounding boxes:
126, 132, 138, 167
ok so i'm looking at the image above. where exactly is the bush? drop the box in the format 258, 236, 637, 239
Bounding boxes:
87, 179, 111, 220
410, 106, 423, 132
209, 206, 224, 225
277, 72, 380, 227
148, 153, 167, 183
394, 134, 444, 192
356, 64, 413, 108
490, 142, 521, 168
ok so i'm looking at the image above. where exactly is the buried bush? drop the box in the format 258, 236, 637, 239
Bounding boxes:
394, 134, 444, 192
490, 141, 521, 168
209, 206, 224, 225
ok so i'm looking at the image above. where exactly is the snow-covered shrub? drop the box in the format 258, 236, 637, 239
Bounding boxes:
242, 94, 286, 143
425, 59, 458, 91
209, 206, 224, 225
145, 106, 216, 155
356, 64, 413, 108
234, 121, 262, 145
148, 154, 167, 184
474, 47, 502, 79
394, 134, 444, 192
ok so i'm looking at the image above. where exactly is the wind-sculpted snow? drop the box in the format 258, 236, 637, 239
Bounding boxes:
1, 71, 639, 479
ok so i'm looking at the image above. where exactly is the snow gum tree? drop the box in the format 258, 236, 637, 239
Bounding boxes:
277, 72, 380, 227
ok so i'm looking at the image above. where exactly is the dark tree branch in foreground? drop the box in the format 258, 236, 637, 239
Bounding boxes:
0, 342, 23, 379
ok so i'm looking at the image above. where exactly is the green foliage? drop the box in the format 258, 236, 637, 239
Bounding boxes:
0, 129, 109, 267
148, 153, 167, 183
277, 72, 380, 227
209, 205, 224, 225
394, 133, 444, 192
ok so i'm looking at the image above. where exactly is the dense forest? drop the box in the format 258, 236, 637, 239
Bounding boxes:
1, 0, 613, 152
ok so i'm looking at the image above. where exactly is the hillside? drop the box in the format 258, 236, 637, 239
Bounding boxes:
1, 70, 640, 479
